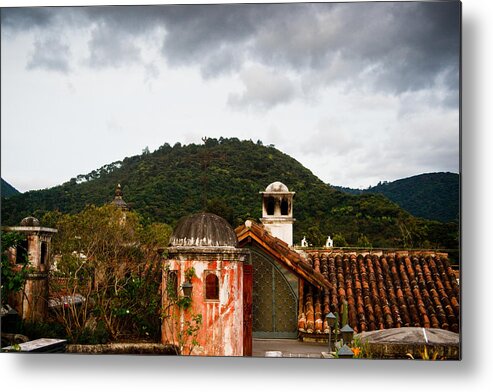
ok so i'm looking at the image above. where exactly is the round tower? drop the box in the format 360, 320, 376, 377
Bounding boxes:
163, 212, 248, 356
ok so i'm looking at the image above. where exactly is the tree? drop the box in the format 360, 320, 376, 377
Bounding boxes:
47, 205, 171, 342
356, 234, 372, 248
205, 198, 235, 226
332, 233, 348, 247
306, 226, 325, 247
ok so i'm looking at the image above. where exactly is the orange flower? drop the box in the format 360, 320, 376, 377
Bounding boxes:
351, 347, 362, 358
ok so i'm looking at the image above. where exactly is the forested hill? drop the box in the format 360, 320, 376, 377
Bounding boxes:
1, 178, 21, 198
333, 172, 459, 223
1, 138, 458, 250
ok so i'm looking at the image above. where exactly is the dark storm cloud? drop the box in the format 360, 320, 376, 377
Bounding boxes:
156, 4, 277, 72
0, 7, 55, 31
1, 2, 460, 102
254, 2, 460, 99
154, 2, 460, 95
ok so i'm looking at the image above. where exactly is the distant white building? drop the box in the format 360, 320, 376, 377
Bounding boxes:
325, 235, 333, 248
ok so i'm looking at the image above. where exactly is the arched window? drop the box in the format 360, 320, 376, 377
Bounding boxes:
41, 242, 48, 265
16, 239, 28, 264
280, 198, 289, 215
205, 272, 219, 300
266, 197, 275, 215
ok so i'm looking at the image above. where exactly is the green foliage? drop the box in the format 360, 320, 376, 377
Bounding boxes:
341, 300, 348, 327
351, 335, 373, 359
18, 321, 68, 341
46, 205, 170, 342
306, 226, 325, 247
205, 198, 235, 226
184, 267, 196, 282
176, 296, 192, 311
334, 172, 459, 223
1, 178, 20, 198
177, 313, 203, 355
76, 322, 110, 345
332, 233, 348, 247
356, 234, 372, 248
406, 345, 442, 360
137, 221, 172, 250
111, 264, 163, 341
162, 263, 203, 355
1, 138, 458, 251
1, 231, 33, 307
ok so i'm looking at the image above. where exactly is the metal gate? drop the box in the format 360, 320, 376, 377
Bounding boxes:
251, 249, 298, 338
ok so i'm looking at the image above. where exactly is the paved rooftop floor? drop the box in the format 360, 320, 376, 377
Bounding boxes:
252, 338, 328, 358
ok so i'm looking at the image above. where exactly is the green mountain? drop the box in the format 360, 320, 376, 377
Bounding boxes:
1, 138, 458, 251
1, 178, 21, 198
333, 172, 459, 223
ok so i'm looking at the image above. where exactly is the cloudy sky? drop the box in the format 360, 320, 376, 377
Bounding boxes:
1, 1, 460, 192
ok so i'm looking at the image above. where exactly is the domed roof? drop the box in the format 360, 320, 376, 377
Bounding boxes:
265, 181, 289, 193
169, 212, 238, 248
20, 216, 40, 227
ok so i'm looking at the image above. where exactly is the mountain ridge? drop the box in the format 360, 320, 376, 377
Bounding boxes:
332, 172, 459, 223
1, 178, 21, 198
1, 138, 458, 251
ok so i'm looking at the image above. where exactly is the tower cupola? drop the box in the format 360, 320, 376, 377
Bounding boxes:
260, 182, 295, 246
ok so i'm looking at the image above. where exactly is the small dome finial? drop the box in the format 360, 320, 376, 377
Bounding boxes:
115, 183, 123, 197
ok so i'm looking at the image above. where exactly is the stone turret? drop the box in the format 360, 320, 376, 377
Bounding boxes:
111, 184, 129, 211
2, 217, 57, 321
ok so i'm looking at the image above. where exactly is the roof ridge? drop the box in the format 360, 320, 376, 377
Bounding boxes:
236, 220, 331, 290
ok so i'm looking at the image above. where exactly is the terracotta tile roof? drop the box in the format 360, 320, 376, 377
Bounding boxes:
299, 250, 460, 334
235, 220, 460, 335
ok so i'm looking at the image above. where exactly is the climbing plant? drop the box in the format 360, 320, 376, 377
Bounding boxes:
161, 263, 203, 355
1, 231, 33, 308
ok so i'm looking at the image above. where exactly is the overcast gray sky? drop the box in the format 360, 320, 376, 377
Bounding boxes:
1, 1, 460, 192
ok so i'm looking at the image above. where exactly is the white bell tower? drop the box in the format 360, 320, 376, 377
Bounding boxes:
260, 181, 295, 246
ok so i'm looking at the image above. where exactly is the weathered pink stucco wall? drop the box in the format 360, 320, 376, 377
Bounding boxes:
162, 257, 244, 356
